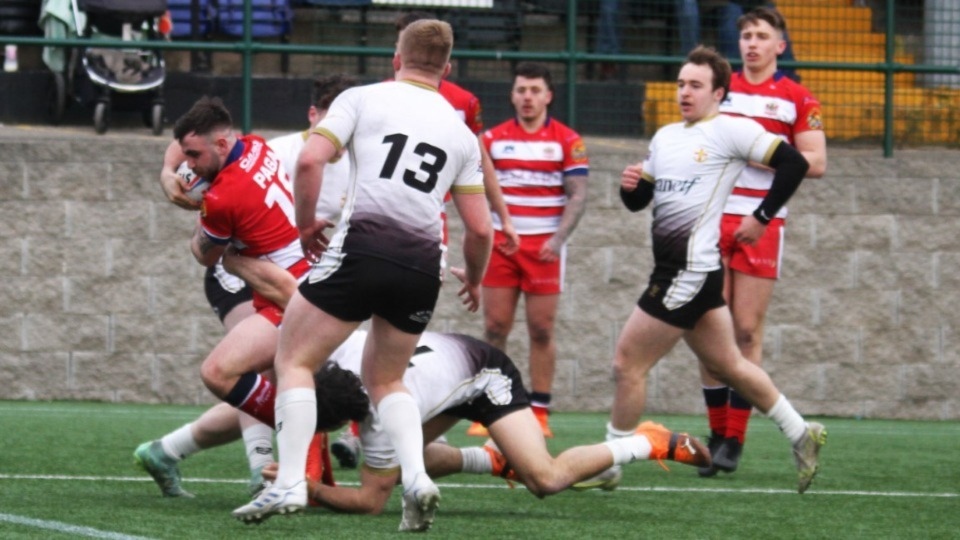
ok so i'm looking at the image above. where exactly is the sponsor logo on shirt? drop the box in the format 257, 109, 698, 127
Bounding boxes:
807, 109, 824, 130
570, 139, 588, 162
655, 176, 701, 195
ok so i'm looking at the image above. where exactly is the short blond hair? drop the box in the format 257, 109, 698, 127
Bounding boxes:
398, 19, 453, 74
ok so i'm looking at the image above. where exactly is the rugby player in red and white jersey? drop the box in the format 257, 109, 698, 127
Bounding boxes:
165, 96, 305, 432
469, 62, 589, 439
137, 82, 357, 499
698, 6, 827, 477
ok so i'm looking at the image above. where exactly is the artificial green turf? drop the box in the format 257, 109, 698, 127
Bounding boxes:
0, 401, 957, 539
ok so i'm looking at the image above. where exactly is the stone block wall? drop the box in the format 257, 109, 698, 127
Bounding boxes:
1, 126, 957, 420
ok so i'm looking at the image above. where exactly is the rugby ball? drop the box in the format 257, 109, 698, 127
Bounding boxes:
176, 161, 210, 202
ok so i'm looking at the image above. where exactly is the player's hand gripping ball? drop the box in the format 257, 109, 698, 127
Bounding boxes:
177, 161, 210, 202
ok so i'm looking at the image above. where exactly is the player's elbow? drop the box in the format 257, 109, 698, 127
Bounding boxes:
464, 217, 493, 245
806, 160, 827, 179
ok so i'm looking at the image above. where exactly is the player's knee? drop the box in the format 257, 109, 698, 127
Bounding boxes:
199, 359, 226, 394
611, 350, 645, 384
484, 323, 511, 347
521, 471, 564, 498
527, 324, 554, 347
734, 326, 762, 351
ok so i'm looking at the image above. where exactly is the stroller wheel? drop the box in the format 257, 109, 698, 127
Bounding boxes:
48, 72, 66, 125
150, 103, 164, 136
94, 101, 110, 134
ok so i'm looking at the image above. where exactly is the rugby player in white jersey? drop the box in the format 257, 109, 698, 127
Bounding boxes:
256, 329, 710, 514
586, 45, 826, 495
232, 19, 493, 532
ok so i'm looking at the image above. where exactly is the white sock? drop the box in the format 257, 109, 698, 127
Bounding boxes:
606, 421, 635, 441
766, 394, 807, 444
160, 423, 201, 461
377, 392, 426, 489
274, 388, 317, 489
597, 422, 638, 469
242, 421, 275, 473
604, 435, 652, 465
460, 447, 493, 474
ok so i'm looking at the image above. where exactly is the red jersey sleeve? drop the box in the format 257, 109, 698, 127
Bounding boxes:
792, 86, 824, 134
465, 96, 483, 135
562, 130, 589, 174
199, 188, 235, 244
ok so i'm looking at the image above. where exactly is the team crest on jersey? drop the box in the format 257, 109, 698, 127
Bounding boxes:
807, 109, 824, 130
693, 148, 707, 163
765, 101, 779, 116
571, 139, 588, 162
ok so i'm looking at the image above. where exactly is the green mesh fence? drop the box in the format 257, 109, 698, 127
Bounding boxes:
4, 0, 959, 148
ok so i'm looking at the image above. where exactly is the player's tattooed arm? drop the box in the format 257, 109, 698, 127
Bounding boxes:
189, 222, 226, 267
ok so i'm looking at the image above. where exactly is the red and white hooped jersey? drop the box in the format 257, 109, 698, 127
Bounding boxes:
482, 117, 589, 235
199, 134, 302, 272
719, 70, 823, 218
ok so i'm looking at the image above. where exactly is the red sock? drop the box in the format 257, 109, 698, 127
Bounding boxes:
725, 390, 753, 443
320, 433, 336, 487
236, 374, 276, 428
702, 386, 729, 437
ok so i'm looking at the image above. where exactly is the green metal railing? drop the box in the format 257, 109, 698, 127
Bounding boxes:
4, 0, 960, 156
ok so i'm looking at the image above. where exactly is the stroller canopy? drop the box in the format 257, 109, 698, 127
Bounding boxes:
78, 0, 168, 18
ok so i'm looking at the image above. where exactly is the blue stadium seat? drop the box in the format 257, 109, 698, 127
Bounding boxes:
216, 0, 292, 38
293, 0, 370, 6
167, 0, 216, 39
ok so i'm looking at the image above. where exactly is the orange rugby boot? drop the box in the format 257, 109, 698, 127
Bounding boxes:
636, 421, 711, 470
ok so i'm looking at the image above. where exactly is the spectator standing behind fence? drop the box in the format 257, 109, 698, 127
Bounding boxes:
678, 1, 799, 81
581, 45, 825, 495
697, 5, 827, 478
593, 0, 621, 80
465, 62, 589, 439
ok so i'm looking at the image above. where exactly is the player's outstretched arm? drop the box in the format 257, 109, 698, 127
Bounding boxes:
221, 248, 298, 309
263, 462, 396, 514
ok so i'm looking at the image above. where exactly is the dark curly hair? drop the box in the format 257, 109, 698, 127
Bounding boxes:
311, 74, 358, 112
313, 362, 370, 432
173, 95, 232, 142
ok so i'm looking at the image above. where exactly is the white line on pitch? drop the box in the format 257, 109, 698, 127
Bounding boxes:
0, 474, 955, 499
0, 512, 155, 540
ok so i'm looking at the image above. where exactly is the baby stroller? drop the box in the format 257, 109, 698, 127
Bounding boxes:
44, 0, 168, 134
